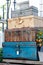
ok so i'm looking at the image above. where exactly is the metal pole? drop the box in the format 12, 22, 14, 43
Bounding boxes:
14, 0, 16, 10
6, 0, 9, 29
2, 5, 4, 32
7, 0, 9, 19
2, 23, 4, 32
3, 5, 4, 19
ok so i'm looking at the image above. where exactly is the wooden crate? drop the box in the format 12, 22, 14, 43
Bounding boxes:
5, 27, 37, 42
8, 16, 43, 29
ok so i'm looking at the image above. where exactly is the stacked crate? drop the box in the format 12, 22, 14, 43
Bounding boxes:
2, 1, 39, 60
5, 27, 36, 42
3, 20, 38, 60
3, 26, 38, 60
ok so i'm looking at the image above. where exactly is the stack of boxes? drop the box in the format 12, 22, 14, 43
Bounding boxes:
2, 1, 39, 60
11, 1, 38, 18
3, 27, 38, 60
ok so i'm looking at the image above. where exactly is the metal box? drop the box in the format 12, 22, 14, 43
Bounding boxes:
2, 42, 37, 60
11, 6, 38, 18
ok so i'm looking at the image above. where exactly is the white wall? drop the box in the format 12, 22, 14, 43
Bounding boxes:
0, 31, 4, 48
